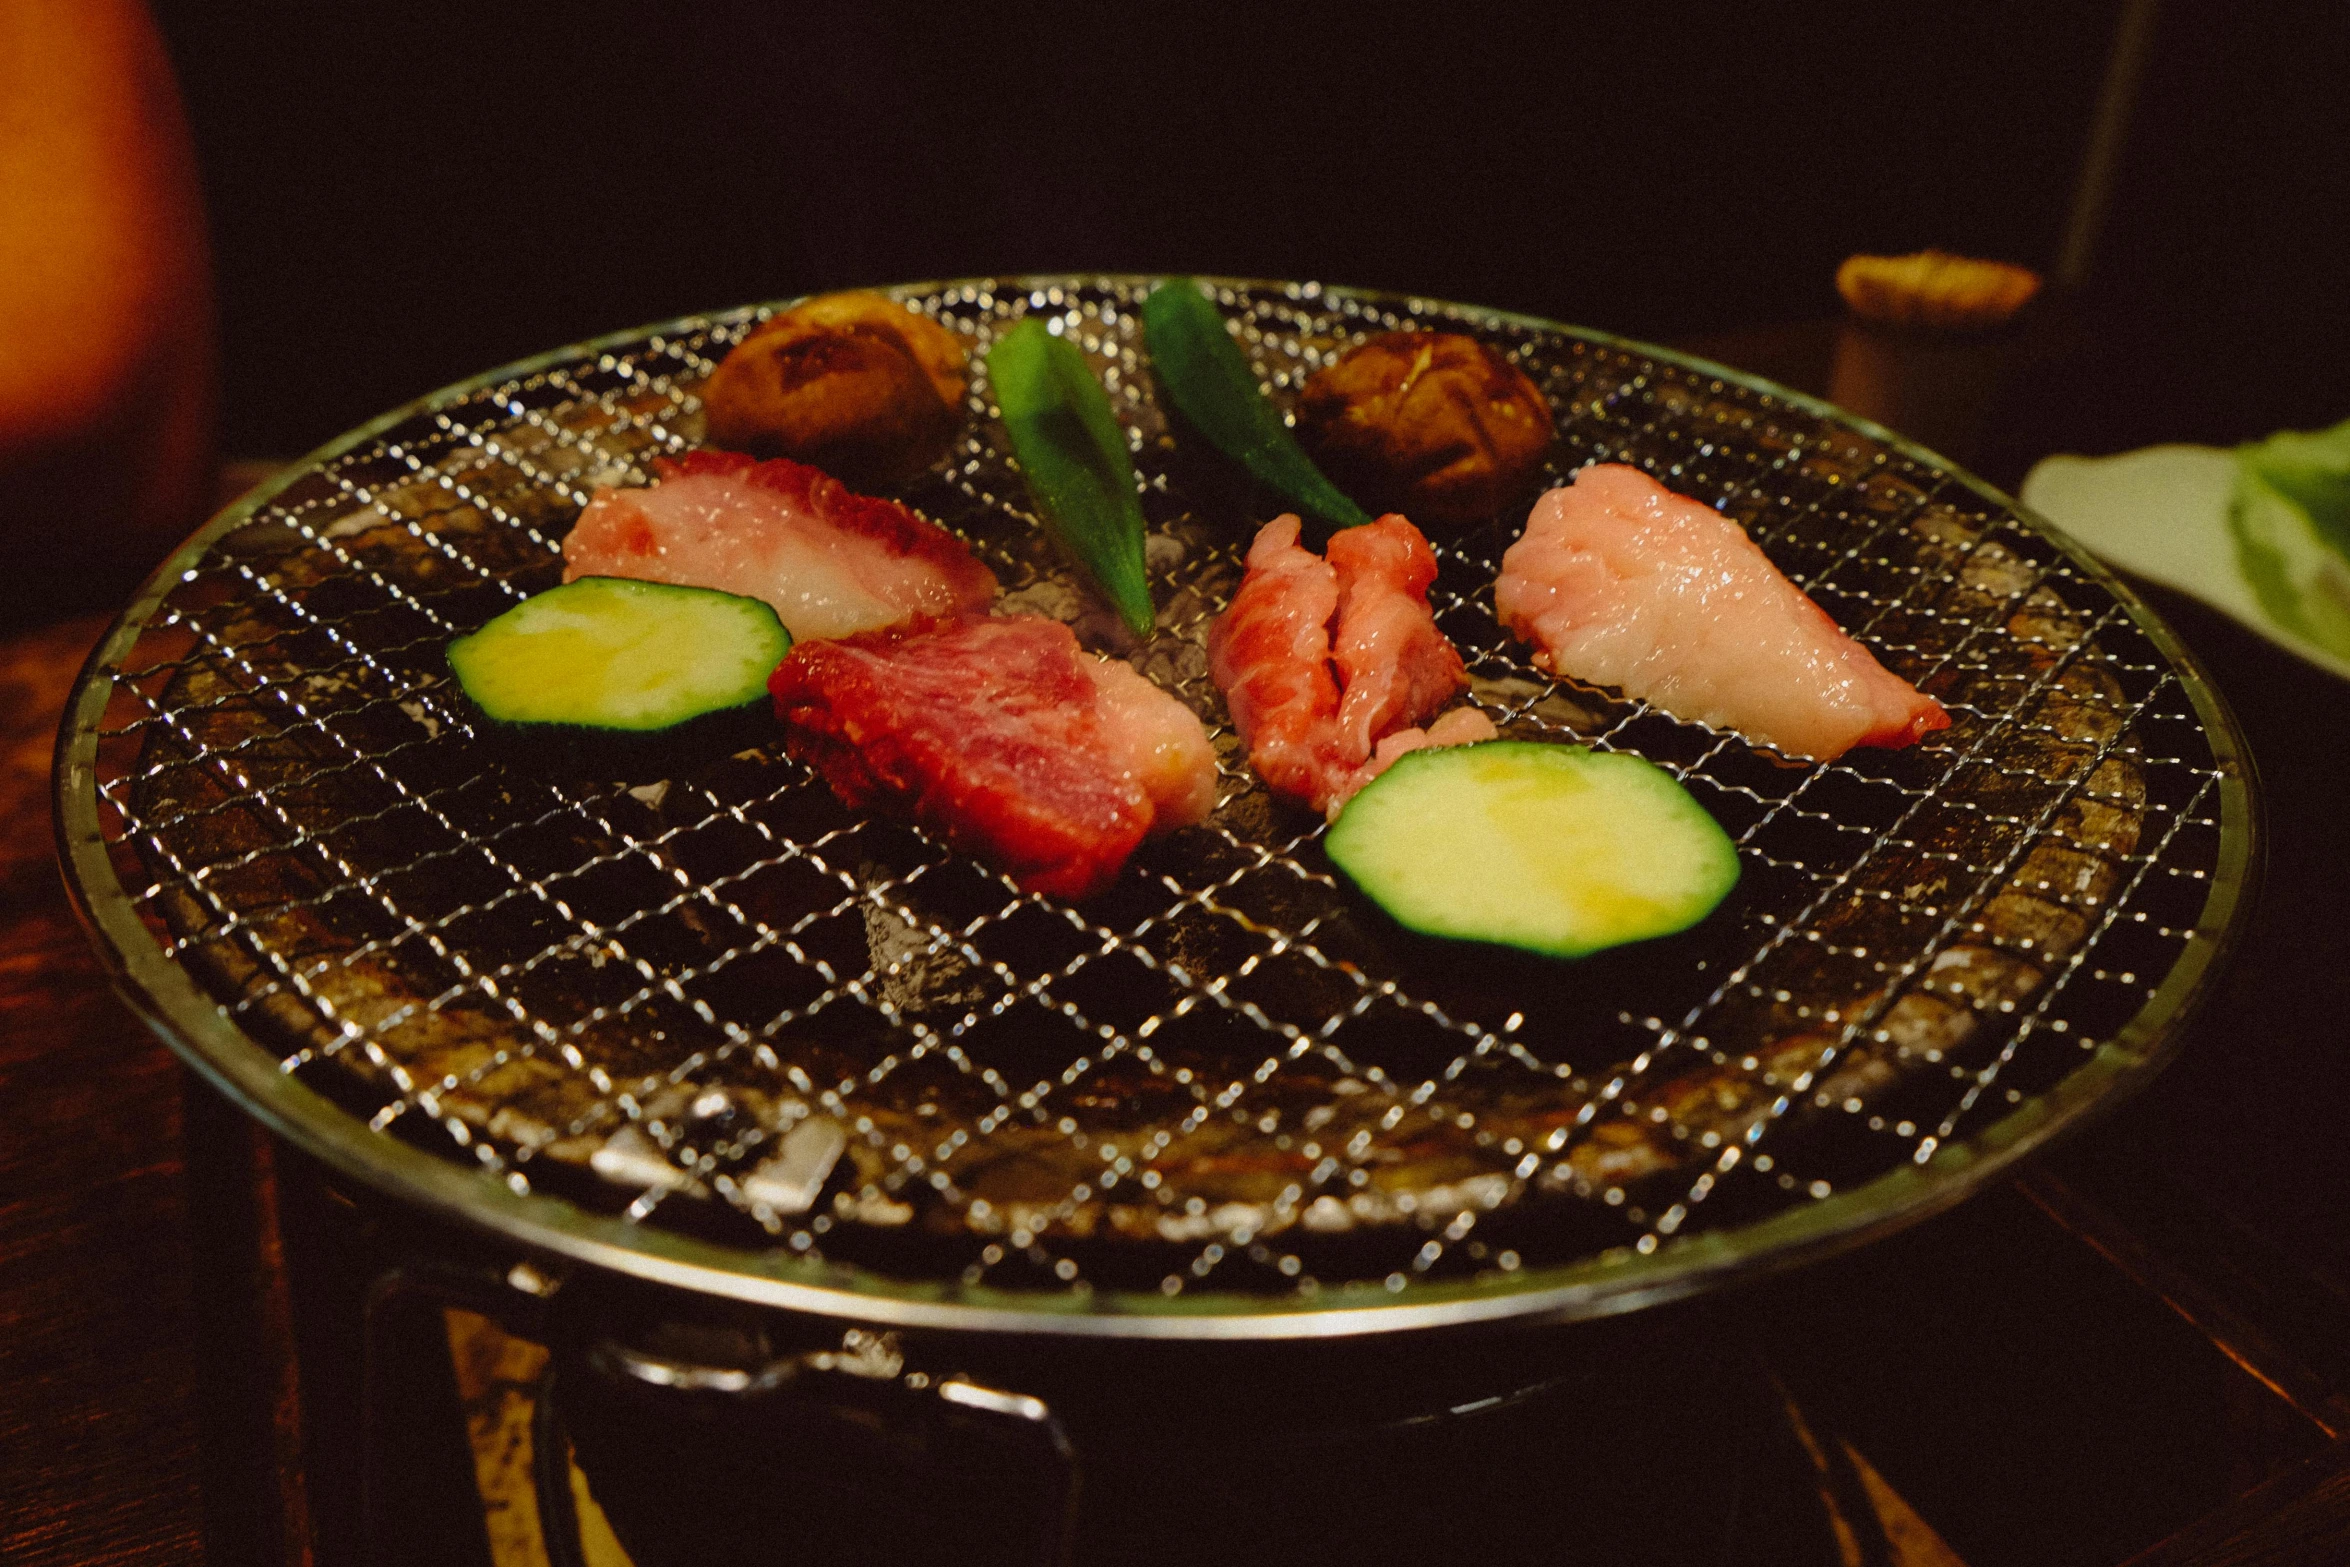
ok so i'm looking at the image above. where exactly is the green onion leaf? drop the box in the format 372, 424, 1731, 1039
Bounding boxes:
1142, 279, 1371, 530
986, 318, 1155, 638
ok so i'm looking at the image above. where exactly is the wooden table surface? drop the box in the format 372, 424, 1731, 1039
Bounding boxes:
0, 610, 208, 1565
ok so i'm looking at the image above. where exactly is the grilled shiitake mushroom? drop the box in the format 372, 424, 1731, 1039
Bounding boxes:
1296, 330, 1552, 527
701, 291, 969, 487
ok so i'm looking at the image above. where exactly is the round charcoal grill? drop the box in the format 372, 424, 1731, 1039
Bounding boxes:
57, 276, 2254, 1346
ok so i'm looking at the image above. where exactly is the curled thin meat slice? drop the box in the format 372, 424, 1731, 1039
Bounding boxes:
1208, 514, 1481, 815
1327, 519, 1471, 763
1207, 515, 1349, 809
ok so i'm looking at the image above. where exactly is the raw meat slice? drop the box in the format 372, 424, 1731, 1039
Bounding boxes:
1207, 514, 1482, 816
1205, 516, 1348, 809
1495, 464, 1948, 760
1364, 705, 1501, 782
1326, 519, 1472, 763
768, 615, 1214, 900
563, 449, 995, 641
1083, 656, 1220, 831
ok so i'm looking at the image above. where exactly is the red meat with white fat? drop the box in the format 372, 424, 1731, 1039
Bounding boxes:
563, 449, 995, 641
769, 614, 1214, 900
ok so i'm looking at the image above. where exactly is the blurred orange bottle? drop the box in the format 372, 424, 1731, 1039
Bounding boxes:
1, 0, 215, 616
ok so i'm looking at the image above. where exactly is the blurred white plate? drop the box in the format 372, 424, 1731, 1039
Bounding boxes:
2022, 444, 2350, 682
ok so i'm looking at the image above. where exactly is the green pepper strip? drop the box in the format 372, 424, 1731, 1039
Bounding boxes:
987, 318, 1156, 638
1142, 279, 1372, 530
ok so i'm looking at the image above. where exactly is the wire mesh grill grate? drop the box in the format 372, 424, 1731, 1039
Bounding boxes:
75, 277, 2243, 1315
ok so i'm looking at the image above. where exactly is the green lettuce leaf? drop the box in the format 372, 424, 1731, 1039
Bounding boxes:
2228, 417, 2350, 660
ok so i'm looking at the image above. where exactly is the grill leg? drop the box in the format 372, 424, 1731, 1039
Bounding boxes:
357, 1260, 545, 1567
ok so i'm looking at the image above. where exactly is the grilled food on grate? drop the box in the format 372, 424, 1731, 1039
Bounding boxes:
93, 279, 2235, 1318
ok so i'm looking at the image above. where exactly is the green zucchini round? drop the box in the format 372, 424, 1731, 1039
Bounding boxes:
1325, 741, 1739, 958
446, 576, 791, 749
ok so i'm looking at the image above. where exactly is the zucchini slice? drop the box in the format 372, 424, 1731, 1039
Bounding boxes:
1326, 742, 1739, 958
446, 576, 791, 737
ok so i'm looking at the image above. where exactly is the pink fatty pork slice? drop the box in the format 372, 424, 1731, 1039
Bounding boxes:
562, 448, 996, 640
1208, 514, 1496, 818
1494, 463, 1947, 761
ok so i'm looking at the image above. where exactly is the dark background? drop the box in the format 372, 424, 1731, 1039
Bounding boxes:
150, 0, 2348, 473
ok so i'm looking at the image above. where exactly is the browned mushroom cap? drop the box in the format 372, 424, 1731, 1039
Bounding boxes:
1295, 331, 1553, 528
701, 291, 969, 487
